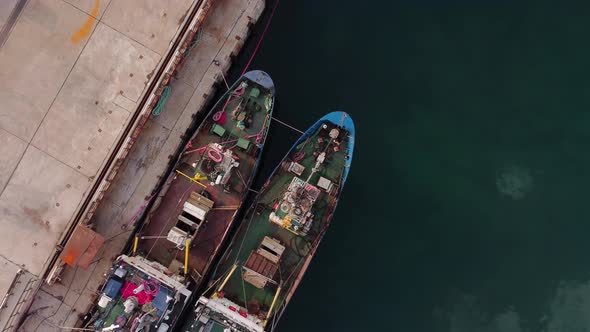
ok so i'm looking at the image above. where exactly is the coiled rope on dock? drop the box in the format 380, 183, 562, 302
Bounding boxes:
183, 27, 203, 58
152, 85, 172, 116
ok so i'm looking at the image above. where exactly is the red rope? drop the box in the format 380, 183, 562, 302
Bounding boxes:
240, 0, 280, 76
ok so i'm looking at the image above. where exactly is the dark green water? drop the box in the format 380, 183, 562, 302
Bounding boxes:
230, 1, 590, 331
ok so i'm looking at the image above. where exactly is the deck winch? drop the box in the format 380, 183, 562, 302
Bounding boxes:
269, 177, 320, 235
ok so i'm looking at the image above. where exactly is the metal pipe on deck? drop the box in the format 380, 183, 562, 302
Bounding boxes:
264, 286, 281, 328
132, 236, 139, 255
176, 170, 207, 188
217, 263, 238, 293
184, 239, 190, 275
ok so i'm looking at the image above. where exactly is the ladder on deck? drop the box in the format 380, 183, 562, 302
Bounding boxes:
1, 273, 37, 332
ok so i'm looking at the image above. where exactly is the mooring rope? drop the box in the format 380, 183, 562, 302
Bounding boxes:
152, 85, 172, 116
240, 0, 280, 76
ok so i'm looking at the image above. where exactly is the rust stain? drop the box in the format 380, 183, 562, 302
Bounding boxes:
23, 207, 50, 229
71, 0, 100, 44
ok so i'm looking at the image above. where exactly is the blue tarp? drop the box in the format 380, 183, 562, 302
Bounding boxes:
103, 278, 124, 299
152, 287, 169, 316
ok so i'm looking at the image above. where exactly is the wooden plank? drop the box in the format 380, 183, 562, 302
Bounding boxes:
188, 191, 214, 209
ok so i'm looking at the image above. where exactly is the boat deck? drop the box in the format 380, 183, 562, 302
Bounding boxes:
189, 114, 354, 331
137, 74, 274, 283
90, 255, 190, 330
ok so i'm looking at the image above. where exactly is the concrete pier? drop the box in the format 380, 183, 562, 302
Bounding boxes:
0, 0, 264, 330
0, 0, 196, 329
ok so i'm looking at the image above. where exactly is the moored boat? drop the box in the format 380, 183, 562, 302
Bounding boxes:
185, 112, 355, 332
84, 70, 275, 331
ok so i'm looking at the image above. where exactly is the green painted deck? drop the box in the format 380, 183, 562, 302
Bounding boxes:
138, 74, 274, 283
202, 120, 351, 327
